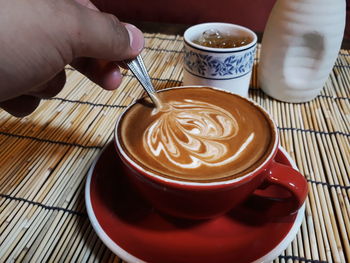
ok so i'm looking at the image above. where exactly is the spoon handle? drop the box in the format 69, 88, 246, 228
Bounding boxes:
124, 55, 161, 107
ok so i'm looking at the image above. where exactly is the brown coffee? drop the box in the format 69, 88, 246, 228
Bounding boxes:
193, 29, 253, 48
118, 87, 275, 182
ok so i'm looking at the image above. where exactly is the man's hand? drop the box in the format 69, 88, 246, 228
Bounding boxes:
0, 0, 144, 116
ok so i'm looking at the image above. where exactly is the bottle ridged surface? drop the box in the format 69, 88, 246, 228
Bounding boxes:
259, 0, 346, 103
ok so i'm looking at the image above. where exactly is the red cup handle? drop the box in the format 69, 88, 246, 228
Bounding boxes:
253, 160, 308, 216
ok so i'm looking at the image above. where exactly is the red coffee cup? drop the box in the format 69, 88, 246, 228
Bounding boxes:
114, 87, 308, 220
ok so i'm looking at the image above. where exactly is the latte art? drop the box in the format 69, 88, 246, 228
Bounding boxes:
119, 87, 274, 181
143, 99, 254, 171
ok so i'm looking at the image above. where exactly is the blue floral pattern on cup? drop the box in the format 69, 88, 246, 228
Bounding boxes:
184, 47, 256, 79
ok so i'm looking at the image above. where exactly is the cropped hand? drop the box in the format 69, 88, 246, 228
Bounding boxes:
0, 0, 144, 116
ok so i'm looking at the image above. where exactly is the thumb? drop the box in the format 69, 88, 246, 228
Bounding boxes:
70, 7, 144, 61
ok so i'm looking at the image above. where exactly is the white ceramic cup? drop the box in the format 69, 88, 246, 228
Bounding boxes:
183, 22, 257, 97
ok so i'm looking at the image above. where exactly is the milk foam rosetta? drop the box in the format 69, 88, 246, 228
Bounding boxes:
119, 87, 274, 181
143, 99, 254, 171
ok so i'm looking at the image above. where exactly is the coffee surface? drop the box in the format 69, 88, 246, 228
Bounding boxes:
119, 87, 275, 182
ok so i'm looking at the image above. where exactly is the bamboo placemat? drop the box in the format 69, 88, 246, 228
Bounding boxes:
0, 33, 349, 263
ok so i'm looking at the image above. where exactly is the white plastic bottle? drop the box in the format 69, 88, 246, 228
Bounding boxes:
258, 0, 346, 103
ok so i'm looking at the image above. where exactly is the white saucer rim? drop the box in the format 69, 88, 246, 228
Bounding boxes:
85, 144, 305, 263
85, 149, 146, 263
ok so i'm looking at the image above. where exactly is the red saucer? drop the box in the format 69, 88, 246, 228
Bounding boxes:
85, 142, 305, 263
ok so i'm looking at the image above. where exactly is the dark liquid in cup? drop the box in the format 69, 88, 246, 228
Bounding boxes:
118, 87, 275, 182
193, 29, 253, 48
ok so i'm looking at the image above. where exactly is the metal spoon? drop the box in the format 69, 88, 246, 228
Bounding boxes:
124, 55, 162, 109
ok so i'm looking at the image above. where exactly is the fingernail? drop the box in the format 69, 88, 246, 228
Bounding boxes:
125, 23, 144, 53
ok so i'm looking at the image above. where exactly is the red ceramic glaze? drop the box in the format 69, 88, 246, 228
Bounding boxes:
87, 143, 305, 263
113, 88, 308, 219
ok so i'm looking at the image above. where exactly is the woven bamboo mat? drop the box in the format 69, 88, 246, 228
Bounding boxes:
0, 33, 349, 263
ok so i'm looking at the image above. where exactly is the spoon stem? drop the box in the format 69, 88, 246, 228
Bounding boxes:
124, 55, 162, 108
